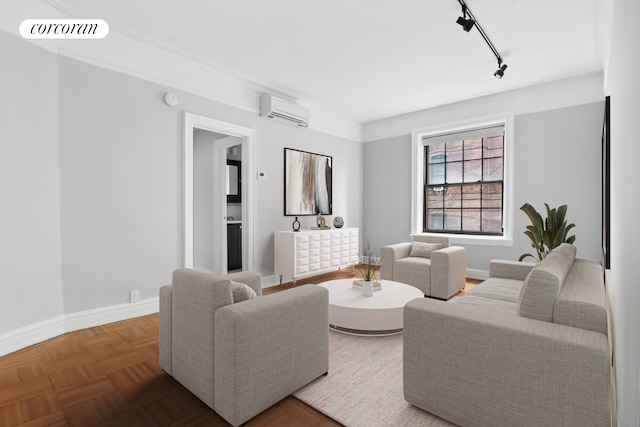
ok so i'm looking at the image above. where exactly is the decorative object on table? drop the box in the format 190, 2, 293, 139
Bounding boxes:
284, 148, 332, 216
352, 279, 382, 292
519, 203, 576, 262
312, 213, 330, 230
292, 216, 300, 232
357, 240, 382, 297
333, 216, 344, 228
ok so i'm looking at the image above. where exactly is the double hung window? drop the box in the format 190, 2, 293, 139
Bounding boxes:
423, 124, 505, 235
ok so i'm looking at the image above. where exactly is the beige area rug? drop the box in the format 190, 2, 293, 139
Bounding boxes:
293, 331, 457, 427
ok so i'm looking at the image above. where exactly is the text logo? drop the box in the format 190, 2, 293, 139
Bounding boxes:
20, 19, 109, 39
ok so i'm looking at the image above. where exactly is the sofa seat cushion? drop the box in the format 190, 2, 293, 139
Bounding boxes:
466, 278, 523, 303
454, 295, 518, 315
553, 259, 608, 335
394, 257, 431, 294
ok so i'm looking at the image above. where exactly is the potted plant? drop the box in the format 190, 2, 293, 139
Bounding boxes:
519, 203, 576, 262
357, 240, 381, 296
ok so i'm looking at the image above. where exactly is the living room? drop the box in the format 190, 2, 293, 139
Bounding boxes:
1, 0, 639, 426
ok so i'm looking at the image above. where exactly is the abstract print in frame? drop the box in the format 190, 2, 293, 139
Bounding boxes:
284, 148, 332, 215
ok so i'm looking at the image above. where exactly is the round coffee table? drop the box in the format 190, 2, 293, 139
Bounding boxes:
318, 279, 424, 336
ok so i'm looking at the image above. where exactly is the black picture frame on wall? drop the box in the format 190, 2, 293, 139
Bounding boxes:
602, 96, 611, 270
284, 148, 332, 216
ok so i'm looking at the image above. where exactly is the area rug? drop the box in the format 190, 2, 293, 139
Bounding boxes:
293, 331, 457, 427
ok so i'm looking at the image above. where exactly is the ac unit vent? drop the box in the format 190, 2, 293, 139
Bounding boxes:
260, 94, 310, 128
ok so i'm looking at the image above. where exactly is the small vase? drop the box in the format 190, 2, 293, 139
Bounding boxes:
292, 216, 300, 232
362, 280, 374, 297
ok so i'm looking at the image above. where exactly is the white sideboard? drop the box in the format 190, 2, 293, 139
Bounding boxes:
274, 228, 359, 284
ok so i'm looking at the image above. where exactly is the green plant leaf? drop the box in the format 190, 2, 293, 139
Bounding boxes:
519, 202, 576, 262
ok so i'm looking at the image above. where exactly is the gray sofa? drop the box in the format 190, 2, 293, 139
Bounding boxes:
380, 235, 466, 299
403, 243, 610, 427
159, 269, 329, 426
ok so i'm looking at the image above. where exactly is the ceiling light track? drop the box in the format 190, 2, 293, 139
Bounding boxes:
455, 0, 508, 79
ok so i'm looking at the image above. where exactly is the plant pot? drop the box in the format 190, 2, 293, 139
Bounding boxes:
362, 280, 374, 297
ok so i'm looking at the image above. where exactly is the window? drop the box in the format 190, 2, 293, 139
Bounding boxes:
411, 116, 513, 245
424, 125, 504, 235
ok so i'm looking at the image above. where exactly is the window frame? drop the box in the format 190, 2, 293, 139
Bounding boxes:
411, 114, 514, 246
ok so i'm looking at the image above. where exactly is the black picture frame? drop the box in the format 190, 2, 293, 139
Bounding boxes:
284, 148, 332, 216
602, 96, 611, 270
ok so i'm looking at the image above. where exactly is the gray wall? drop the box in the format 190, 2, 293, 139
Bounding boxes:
605, 0, 640, 423
363, 101, 604, 273
1, 30, 362, 329
0, 31, 64, 334
193, 130, 216, 272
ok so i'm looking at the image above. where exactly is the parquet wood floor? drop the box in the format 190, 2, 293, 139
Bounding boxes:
0, 268, 479, 426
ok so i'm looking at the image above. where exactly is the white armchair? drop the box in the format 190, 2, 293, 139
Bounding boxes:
380, 235, 466, 300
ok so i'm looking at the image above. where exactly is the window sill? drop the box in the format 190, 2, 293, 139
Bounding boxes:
411, 233, 513, 247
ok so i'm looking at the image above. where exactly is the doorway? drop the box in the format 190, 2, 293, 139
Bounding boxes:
184, 113, 254, 274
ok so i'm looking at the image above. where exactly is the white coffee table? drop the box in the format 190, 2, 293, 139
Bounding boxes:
318, 279, 424, 336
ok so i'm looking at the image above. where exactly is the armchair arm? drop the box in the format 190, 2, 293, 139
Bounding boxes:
214, 285, 329, 426
225, 270, 262, 296
380, 242, 412, 280
403, 298, 610, 427
489, 259, 535, 281
430, 246, 466, 299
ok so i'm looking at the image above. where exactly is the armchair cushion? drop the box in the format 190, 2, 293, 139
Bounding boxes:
231, 281, 257, 303
409, 242, 441, 258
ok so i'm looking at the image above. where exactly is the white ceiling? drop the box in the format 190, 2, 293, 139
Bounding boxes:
44, 0, 605, 124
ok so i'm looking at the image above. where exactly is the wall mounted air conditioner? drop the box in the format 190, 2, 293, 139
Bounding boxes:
260, 94, 310, 128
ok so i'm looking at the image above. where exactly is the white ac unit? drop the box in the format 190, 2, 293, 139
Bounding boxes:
260, 94, 310, 128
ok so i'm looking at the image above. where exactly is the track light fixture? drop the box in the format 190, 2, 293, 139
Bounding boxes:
455, 0, 508, 79
494, 62, 507, 79
456, 5, 475, 32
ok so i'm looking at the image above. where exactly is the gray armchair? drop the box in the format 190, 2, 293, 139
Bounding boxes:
159, 268, 329, 426
380, 235, 466, 300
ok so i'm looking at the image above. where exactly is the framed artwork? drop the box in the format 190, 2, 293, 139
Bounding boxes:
602, 96, 611, 270
284, 148, 332, 216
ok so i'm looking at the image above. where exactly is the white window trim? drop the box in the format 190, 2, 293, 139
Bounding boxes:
411, 113, 515, 247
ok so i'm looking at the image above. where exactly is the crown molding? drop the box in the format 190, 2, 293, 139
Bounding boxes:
363, 73, 605, 142
1, 0, 363, 141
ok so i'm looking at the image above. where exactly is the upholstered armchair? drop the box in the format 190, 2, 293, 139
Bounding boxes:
380, 235, 466, 300
159, 269, 329, 426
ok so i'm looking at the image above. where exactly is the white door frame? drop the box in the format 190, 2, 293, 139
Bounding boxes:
184, 112, 255, 272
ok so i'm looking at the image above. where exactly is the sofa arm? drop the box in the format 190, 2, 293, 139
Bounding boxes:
380, 242, 412, 280
214, 285, 329, 426
430, 246, 466, 299
489, 259, 535, 281
225, 270, 262, 296
403, 298, 610, 427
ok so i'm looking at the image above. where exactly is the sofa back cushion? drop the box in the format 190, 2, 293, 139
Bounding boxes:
517, 243, 576, 322
553, 259, 608, 335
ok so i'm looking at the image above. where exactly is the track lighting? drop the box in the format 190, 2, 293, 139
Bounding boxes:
455, 0, 508, 78
456, 4, 475, 32
494, 63, 507, 79
456, 16, 475, 32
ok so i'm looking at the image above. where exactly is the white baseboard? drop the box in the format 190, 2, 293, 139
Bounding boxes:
466, 268, 489, 281
0, 298, 159, 357
261, 274, 281, 288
